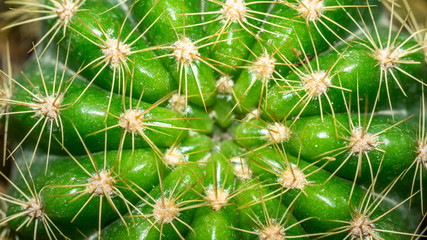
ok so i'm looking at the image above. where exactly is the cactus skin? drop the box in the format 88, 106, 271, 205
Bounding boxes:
0, 0, 426, 240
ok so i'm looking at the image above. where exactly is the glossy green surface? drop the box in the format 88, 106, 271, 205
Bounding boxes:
235, 179, 308, 240
44, 150, 162, 230
246, 148, 419, 239
233, 113, 419, 191
100, 165, 203, 239
171, 102, 214, 134
130, 0, 217, 107
173, 133, 212, 163
233, 0, 368, 111
186, 205, 238, 240
285, 114, 417, 190
46, 0, 177, 103
212, 93, 235, 129
3, 0, 425, 239
263, 38, 424, 119
10, 59, 188, 155
205, 0, 273, 78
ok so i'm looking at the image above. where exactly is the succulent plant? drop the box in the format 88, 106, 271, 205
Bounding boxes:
0, 0, 426, 239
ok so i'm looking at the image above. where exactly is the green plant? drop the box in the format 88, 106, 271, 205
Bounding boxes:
0, 0, 426, 239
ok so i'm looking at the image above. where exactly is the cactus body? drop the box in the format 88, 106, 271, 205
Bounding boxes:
0, 0, 426, 239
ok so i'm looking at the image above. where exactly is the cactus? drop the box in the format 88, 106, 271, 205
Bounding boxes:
0, 0, 426, 239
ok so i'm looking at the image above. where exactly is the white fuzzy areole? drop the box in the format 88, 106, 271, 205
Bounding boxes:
119, 109, 144, 133
88, 170, 115, 196
245, 109, 261, 121
216, 75, 234, 94
169, 93, 186, 112
25, 198, 43, 219
37, 96, 62, 120
173, 38, 199, 64
221, 0, 247, 22
259, 224, 286, 240
55, 0, 77, 24
233, 166, 253, 180
164, 147, 186, 166
277, 168, 308, 190
205, 187, 229, 211
268, 123, 291, 143
102, 38, 130, 67
375, 47, 400, 71
153, 199, 179, 224
301, 70, 331, 98
297, 0, 324, 21
350, 127, 378, 154
350, 215, 374, 239
253, 54, 276, 79
231, 157, 252, 180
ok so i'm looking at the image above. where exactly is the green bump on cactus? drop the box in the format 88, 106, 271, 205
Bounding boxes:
0, 0, 426, 239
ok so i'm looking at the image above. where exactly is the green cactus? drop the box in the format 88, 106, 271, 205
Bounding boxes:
0, 0, 426, 239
